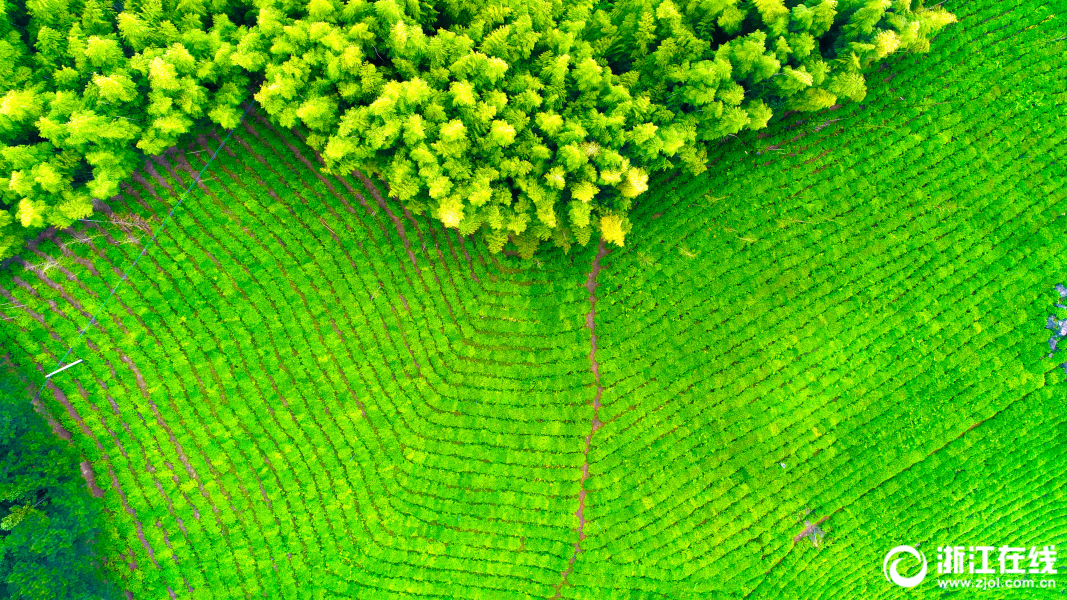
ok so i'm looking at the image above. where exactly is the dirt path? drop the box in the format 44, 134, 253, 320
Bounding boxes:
80, 461, 106, 498
554, 240, 610, 598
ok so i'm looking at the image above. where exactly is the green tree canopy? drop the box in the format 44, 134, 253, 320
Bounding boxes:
0, 0, 956, 258
0, 367, 118, 599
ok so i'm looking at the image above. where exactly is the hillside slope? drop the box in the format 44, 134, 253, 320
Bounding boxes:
0, 0, 1064, 598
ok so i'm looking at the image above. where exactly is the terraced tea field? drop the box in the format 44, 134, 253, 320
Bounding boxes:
1, 0, 1065, 598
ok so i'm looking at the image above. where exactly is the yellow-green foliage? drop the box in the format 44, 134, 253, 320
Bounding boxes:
0, 0, 1062, 595
0, 0, 955, 259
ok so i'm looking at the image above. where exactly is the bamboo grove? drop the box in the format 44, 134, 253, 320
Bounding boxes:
0, 0, 957, 258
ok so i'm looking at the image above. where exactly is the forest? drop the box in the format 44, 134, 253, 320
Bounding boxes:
1, 0, 954, 257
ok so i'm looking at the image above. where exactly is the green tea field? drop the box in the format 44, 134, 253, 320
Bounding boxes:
1, 0, 1065, 598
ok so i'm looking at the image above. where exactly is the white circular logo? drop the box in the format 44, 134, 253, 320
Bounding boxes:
883, 545, 928, 588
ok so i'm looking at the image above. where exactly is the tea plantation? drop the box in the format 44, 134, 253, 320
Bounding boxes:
1, 0, 1065, 598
